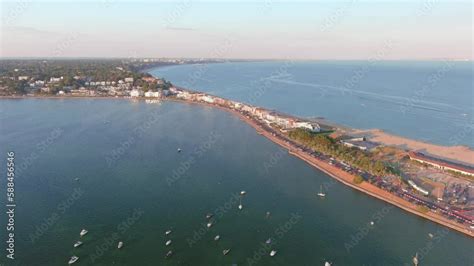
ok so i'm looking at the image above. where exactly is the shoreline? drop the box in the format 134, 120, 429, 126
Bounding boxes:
168, 97, 474, 238
2, 95, 473, 238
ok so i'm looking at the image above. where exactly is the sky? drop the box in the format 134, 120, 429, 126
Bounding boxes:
0, 0, 472, 60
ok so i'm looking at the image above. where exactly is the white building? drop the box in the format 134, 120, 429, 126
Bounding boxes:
200, 95, 215, 103
18, 76, 29, 81
144, 91, 161, 98
130, 89, 143, 97
124, 77, 134, 83
295, 121, 320, 132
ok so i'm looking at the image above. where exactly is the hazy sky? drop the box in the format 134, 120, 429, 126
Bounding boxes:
1, 0, 472, 59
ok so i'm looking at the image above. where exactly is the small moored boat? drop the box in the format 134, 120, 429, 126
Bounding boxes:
73, 241, 83, 248
223, 249, 231, 255
428, 233, 434, 238
177, 148, 182, 153
207, 222, 213, 228
165, 240, 172, 246
80, 229, 88, 237
317, 185, 326, 197
206, 213, 214, 219
68, 256, 79, 265
240, 190, 246, 195
214, 235, 220, 241
324, 262, 331, 266
165, 230, 172, 236
370, 221, 374, 226
165, 250, 173, 259
270, 250, 277, 257
265, 238, 272, 244
118, 241, 124, 249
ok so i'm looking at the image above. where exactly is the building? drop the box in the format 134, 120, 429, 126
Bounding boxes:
199, 95, 215, 103
144, 91, 161, 98
130, 89, 143, 97
124, 77, 134, 83
294, 121, 321, 132
408, 151, 474, 177
18, 76, 29, 81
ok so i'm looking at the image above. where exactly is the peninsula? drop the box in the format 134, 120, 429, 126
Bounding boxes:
1, 59, 473, 238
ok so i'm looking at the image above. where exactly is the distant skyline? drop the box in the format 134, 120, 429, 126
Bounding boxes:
1, 1, 472, 60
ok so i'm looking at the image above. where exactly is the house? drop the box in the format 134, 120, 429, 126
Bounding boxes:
295, 121, 321, 132
199, 95, 215, 103
130, 89, 143, 97
18, 76, 29, 81
124, 77, 134, 83
144, 91, 161, 98
57, 90, 65, 95
49, 77, 62, 83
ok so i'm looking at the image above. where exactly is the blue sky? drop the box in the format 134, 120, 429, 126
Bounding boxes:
1, 1, 472, 59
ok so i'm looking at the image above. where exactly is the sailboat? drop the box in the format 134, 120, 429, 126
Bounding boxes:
317, 185, 326, 197
413, 252, 419, 266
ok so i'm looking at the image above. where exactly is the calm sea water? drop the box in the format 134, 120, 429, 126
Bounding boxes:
0, 99, 472, 266
150, 61, 473, 148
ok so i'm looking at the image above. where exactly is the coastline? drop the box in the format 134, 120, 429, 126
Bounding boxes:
167, 97, 474, 238
2, 95, 473, 238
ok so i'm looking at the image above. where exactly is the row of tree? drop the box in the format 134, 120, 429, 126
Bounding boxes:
288, 128, 392, 176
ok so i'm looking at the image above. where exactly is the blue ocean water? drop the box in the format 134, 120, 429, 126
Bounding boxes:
150, 61, 473, 147
0, 99, 473, 265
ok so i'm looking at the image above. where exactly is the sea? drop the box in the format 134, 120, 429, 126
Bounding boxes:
150, 61, 473, 148
0, 97, 472, 266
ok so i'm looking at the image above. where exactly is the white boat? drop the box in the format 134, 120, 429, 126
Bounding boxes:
207, 222, 213, 228
165, 240, 172, 246
118, 241, 124, 249
317, 185, 326, 197
206, 213, 213, 219
370, 221, 374, 226
240, 190, 246, 195
165, 250, 173, 259
413, 253, 419, 265
73, 241, 83, 248
68, 256, 79, 265
177, 148, 182, 153
325, 262, 331, 266
238, 204, 243, 210
80, 229, 88, 237
223, 249, 231, 255
428, 233, 434, 238
265, 238, 272, 244
270, 250, 277, 257
214, 235, 220, 241
165, 230, 172, 235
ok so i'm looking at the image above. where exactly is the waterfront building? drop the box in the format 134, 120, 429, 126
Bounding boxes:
408, 152, 474, 177
130, 89, 143, 97
294, 121, 321, 132
144, 91, 161, 98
